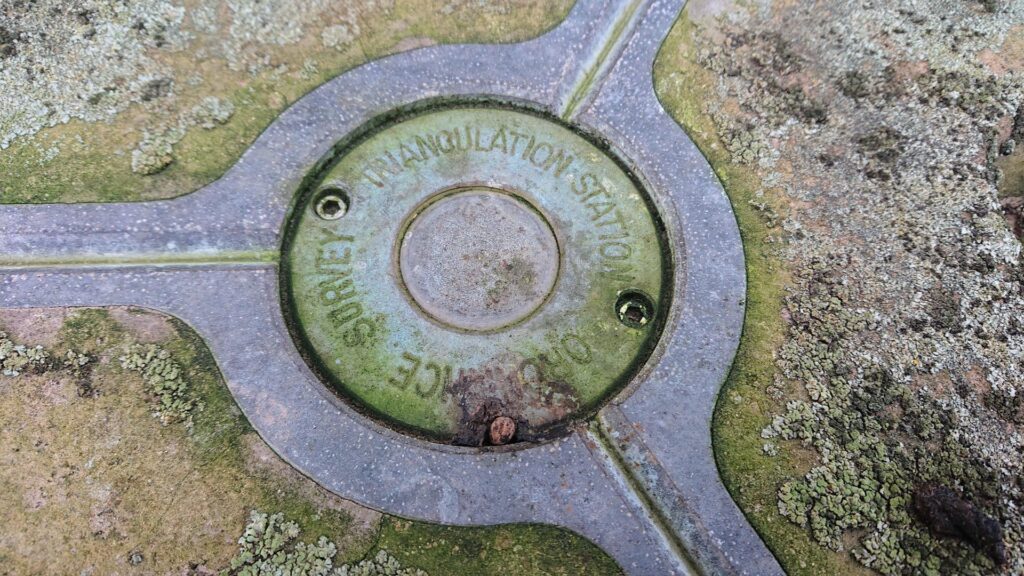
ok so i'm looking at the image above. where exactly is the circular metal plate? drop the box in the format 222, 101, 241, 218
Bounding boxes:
282, 104, 672, 444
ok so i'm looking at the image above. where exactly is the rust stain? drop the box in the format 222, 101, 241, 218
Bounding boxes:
446, 354, 579, 446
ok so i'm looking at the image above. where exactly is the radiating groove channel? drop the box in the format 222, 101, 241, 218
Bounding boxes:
588, 418, 704, 576
0, 250, 278, 270
560, 0, 644, 120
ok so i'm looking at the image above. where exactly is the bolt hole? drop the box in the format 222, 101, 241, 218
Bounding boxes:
616, 290, 654, 329
314, 188, 349, 220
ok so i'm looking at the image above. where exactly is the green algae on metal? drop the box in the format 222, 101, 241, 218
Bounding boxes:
282, 104, 671, 444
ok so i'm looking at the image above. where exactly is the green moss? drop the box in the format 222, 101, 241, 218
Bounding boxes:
372, 518, 622, 576
652, 11, 871, 576
58, 308, 125, 352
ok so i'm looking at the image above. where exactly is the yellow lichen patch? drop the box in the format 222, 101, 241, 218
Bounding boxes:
0, 370, 251, 572
0, 307, 621, 574
0, 307, 375, 574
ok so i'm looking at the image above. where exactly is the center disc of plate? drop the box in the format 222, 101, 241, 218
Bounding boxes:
399, 188, 560, 332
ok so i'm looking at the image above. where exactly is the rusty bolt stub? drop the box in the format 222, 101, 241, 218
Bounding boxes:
488, 416, 517, 445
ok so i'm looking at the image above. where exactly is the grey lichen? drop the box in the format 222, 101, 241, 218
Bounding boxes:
130, 96, 234, 174
692, 0, 1024, 573
321, 22, 359, 51
335, 551, 427, 576
225, 511, 427, 576
0, 0, 356, 169
0, 331, 50, 376
190, 96, 236, 130
120, 344, 202, 427
131, 127, 182, 175
226, 511, 336, 576
1, 331, 94, 397
0, 0, 189, 150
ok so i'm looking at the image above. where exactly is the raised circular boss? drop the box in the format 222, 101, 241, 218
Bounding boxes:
282, 104, 672, 445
